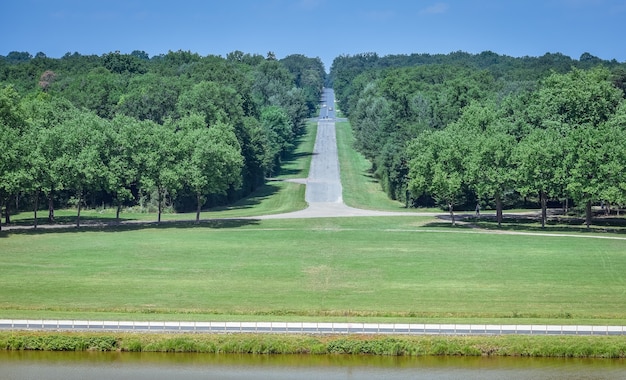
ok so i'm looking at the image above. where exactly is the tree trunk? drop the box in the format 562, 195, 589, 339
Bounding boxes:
4, 198, 10, 225
116, 202, 121, 223
585, 200, 592, 229
157, 187, 163, 224
76, 191, 82, 228
540, 191, 547, 229
33, 189, 40, 229
196, 193, 202, 224
448, 202, 455, 226
495, 193, 503, 227
47, 187, 55, 222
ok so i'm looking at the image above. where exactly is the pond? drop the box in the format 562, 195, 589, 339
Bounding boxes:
1, 351, 625, 379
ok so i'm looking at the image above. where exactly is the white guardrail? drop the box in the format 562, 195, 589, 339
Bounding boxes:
0, 320, 625, 335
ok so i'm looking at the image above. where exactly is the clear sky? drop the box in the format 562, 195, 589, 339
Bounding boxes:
2, 0, 624, 71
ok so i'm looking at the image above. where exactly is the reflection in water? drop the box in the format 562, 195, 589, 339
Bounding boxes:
1, 351, 625, 380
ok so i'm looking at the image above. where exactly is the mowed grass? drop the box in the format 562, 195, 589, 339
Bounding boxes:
335, 121, 440, 212
1, 217, 625, 324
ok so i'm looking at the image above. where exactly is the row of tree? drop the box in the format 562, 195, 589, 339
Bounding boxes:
0, 50, 326, 228
330, 51, 626, 226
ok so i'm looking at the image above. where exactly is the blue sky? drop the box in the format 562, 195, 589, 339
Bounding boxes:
2, 0, 624, 70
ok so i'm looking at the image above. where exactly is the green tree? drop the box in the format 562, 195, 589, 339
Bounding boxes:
20, 93, 76, 226
454, 103, 516, 226
55, 67, 126, 119
0, 86, 23, 228
176, 81, 244, 127
407, 128, 471, 225
513, 128, 566, 228
134, 121, 181, 223
57, 110, 107, 227
260, 106, 292, 174
105, 115, 142, 221
116, 73, 180, 124
179, 118, 243, 223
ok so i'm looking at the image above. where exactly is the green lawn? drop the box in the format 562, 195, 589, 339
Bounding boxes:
1, 217, 625, 324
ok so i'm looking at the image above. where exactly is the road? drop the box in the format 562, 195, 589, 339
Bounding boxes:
259, 88, 435, 219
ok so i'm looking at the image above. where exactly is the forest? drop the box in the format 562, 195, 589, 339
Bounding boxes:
2, 49, 626, 229
329, 51, 626, 226
0, 50, 325, 227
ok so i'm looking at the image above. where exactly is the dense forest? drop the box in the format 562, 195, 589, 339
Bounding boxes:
329, 51, 626, 226
3, 49, 626, 229
0, 50, 325, 227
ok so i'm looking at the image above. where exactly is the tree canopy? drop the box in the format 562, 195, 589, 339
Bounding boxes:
330, 51, 626, 226
0, 50, 325, 224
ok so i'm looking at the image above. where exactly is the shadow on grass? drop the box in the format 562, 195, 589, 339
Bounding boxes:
7, 215, 136, 227
0, 182, 286, 236
423, 213, 626, 235
0, 218, 261, 237
209, 182, 283, 212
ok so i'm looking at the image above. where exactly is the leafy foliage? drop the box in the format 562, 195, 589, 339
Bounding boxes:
0, 50, 324, 223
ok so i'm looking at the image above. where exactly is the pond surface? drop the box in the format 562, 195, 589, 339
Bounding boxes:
1, 351, 625, 379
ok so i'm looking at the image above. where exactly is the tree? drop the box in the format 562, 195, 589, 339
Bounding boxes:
134, 121, 182, 223
20, 93, 76, 226
0, 86, 25, 228
176, 81, 244, 127
523, 67, 624, 226
116, 73, 180, 123
103, 115, 141, 221
454, 103, 516, 227
565, 103, 626, 226
513, 128, 566, 228
57, 110, 107, 227
59, 67, 126, 119
260, 106, 292, 174
407, 128, 471, 225
179, 118, 243, 223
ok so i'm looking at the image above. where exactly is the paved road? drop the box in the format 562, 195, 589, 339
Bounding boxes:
259, 88, 435, 220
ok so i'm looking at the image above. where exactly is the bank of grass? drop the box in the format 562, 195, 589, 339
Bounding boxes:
1, 217, 626, 324
335, 121, 439, 212
1, 331, 625, 358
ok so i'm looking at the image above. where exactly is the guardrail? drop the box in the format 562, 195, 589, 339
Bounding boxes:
1, 320, 624, 335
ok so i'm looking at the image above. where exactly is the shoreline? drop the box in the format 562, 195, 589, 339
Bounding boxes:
2, 331, 626, 358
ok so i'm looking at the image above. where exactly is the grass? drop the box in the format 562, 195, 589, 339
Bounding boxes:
335, 121, 440, 212
1, 217, 626, 324
2, 331, 626, 357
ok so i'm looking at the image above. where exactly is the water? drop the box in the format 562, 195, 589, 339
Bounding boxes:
1, 351, 625, 380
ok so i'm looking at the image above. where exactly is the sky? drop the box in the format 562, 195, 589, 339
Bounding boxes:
2, 0, 625, 71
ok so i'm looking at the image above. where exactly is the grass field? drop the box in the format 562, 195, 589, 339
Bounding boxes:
335, 121, 428, 212
1, 217, 626, 324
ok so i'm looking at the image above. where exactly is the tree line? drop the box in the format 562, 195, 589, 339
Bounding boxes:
330, 51, 626, 226
0, 50, 326, 228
